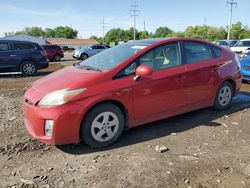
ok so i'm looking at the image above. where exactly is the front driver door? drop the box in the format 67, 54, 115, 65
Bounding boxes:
132, 42, 187, 125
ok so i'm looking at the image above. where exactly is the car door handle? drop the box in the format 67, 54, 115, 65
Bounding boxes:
212, 63, 225, 70
10, 55, 17, 57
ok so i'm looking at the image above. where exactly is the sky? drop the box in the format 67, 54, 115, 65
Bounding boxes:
0, 0, 249, 38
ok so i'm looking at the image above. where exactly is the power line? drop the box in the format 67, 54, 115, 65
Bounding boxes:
100, 17, 107, 43
226, 0, 237, 40
130, 1, 140, 40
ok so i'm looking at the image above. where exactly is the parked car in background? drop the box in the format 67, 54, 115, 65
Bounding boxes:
216, 40, 229, 47
230, 39, 250, 55
41, 44, 64, 62
72, 44, 110, 60
0, 40, 48, 76
23, 38, 242, 148
240, 54, 250, 82
216, 40, 238, 47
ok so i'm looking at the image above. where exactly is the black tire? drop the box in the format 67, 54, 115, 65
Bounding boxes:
20, 61, 38, 76
53, 55, 61, 62
80, 53, 88, 60
213, 81, 233, 110
81, 103, 125, 148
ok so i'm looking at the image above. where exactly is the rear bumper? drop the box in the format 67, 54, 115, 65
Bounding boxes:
38, 61, 49, 69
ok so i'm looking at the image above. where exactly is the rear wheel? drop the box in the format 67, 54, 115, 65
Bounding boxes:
213, 81, 233, 110
81, 103, 125, 148
53, 55, 61, 62
20, 61, 38, 76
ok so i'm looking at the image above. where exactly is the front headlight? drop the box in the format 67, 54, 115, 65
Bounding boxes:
38, 88, 86, 107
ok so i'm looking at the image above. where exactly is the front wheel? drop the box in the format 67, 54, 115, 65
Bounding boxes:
213, 81, 233, 110
80, 54, 88, 60
81, 103, 125, 148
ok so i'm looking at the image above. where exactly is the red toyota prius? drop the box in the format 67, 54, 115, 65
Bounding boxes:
23, 38, 242, 148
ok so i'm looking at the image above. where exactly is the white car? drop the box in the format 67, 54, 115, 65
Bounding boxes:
230, 39, 250, 54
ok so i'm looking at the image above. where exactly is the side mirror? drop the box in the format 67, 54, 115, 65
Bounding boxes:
134, 65, 153, 80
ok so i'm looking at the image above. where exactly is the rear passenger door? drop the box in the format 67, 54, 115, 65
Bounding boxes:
182, 41, 221, 106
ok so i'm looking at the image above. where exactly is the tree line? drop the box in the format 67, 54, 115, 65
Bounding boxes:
93, 21, 250, 44
4, 26, 78, 39
4, 21, 250, 44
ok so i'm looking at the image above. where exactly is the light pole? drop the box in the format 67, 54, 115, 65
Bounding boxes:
226, 0, 237, 40
100, 17, 107, 43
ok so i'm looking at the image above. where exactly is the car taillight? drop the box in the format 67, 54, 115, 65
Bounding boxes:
234, 53, 240, 68
41, 50, 47, 57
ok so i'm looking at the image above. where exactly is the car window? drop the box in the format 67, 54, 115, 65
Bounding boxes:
42, 45, 56, 50
96, 45, 106, 49
0, 43, 9, 51
243, 41, 250, 46
91, 46, 98, 50
213, 46, 221, 58
116, 42, 181, 78
13, 43, 36, 50
138, 42, 181, 71
183, 41, 213, 64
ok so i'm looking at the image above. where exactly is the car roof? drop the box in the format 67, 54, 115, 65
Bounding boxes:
127, 38, 167, 46
0, 40, 36, 43
240, 39, 250, 41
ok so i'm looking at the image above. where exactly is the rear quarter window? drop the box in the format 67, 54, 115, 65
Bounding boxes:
13, 43, 36, 51
42, 45, 58, 50
212, 46, 222, 58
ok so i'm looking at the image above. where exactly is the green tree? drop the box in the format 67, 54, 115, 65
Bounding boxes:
105, 28, 130, 44
26, 27, 45, 37
154, 27, 173, 38
53, 26, 78, 38
44, 28, 55, 37
229, 21, 250, 39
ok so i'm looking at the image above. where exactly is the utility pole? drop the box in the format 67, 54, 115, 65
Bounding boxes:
100, 17, 107, 43
143, 21, 147, 39
226, 0, 237, 40
130, 1, 140, 41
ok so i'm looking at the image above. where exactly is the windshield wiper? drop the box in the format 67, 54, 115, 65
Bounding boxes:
75, 64, 102, 72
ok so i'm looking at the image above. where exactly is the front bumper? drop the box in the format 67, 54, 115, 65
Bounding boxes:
22, 100, 84, 145
242, 75, 250, 81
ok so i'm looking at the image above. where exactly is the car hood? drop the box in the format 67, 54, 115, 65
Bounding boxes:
230, 47, 249, 52
31, 66, 103, 95
240, 56, 250, 65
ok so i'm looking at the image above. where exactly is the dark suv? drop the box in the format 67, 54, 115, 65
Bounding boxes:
0, 40, 48, 76
41, 45, 64, 62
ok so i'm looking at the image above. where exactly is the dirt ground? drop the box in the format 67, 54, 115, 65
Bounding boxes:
0, 61, 250, 188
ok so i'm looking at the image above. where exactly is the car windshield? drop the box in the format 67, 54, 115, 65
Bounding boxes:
76, 43, 147, 71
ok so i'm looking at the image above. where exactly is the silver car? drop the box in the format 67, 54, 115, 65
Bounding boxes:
73, 44, 110, 60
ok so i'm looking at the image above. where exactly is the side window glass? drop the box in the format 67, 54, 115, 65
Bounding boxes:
115, 42, 181, 79
116, 61, 137, 78
139, 43, 181, 71
97, 46, 105, 49
183, 41, 213, 64
0, 43, 9, 51
213, 46, 221, 58
13, 43, 35, 50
